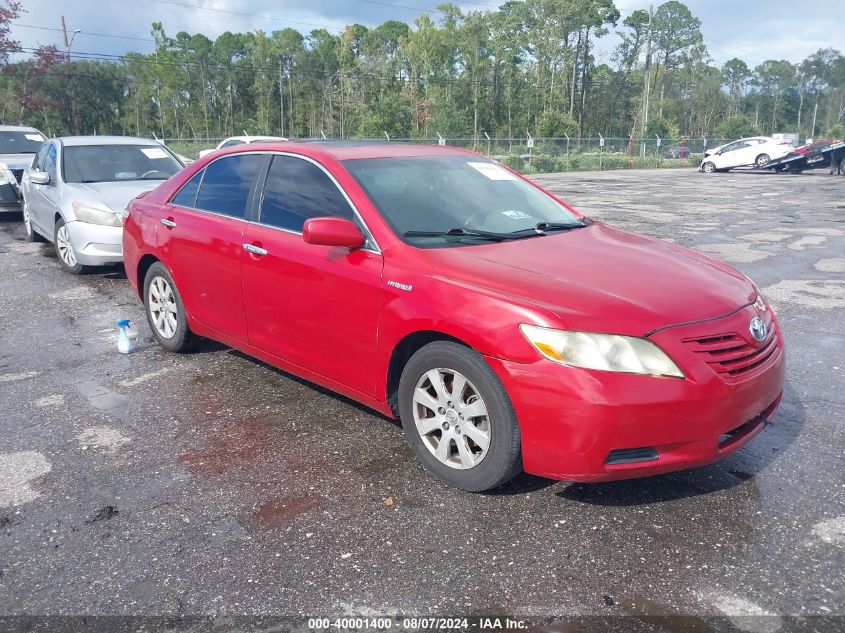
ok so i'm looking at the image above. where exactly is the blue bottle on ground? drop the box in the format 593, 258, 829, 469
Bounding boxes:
116, 319, 135, 354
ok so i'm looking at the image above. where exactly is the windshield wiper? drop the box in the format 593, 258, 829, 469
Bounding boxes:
403, 227, 509, 242
508, 221, 587, 235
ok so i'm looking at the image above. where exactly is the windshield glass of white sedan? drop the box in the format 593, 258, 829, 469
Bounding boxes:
344, 155, 582, 244
62, 145, 182, 184
0, 131, 45, 154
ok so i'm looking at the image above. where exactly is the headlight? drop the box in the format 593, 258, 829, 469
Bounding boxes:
72, 203, 121, 227
520, 324, 684, 378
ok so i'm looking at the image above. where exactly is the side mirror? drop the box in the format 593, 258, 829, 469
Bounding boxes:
29, 170, 50, 185
302, 217, 364, 249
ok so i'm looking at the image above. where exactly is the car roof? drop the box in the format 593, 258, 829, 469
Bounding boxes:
0, 125, 43, 133
225, 135, 286, 142
57, 136, 164, 146
255, 140, 474, 161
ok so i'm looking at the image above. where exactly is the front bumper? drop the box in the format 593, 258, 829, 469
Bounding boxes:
66, 220, 124, 266
485, 305, 785, 482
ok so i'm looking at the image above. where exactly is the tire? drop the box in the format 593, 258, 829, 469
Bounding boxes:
701, 161, 716, 173
398, 341, 522, 492
143, 261, 198, 352
22, 200, 45, 243
54, 217, 86, 274
839, 157, 844, 176
755, 153, 770, 167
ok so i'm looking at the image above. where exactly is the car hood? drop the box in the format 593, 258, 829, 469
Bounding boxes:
64, 180, 162, 212
424, 222, 755, 337
0, 154, 36, 170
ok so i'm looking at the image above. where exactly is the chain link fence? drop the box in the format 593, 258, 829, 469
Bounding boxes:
164, 136, 744, 174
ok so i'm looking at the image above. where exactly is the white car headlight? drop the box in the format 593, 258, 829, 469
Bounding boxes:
520, 324, 684, 378
72, 202, 121, 227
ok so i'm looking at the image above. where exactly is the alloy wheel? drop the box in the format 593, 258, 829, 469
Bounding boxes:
412, 368, 491, 469
148, 276, 178, 339
55, 225, 77, 267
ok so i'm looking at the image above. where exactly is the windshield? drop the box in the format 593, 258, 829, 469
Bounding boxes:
343, 155, 581, 247
62, 144, 182, 184
0, 131, 45, 155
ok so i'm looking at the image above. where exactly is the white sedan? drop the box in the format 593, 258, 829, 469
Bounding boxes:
700, 137, 794, 173
21, 136, 184, 273
197, 135, 288, 158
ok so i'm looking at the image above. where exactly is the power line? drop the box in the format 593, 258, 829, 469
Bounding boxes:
11, 23, 156, 43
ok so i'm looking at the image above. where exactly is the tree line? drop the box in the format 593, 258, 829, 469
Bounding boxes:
1, 0, 844, 144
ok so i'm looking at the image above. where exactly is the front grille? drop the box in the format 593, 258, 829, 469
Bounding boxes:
683, 324, 778, 381
605, 447, 658, 465
10, 169, 23, 184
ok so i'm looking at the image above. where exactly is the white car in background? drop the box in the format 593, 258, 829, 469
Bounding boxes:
197, 135, 288, 158
0, 125, 47, 211
21, 136, 184, 274
700, 136, 794, 173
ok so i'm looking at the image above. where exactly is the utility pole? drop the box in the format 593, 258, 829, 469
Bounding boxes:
61, 16, 81, 135
640, 5, 653, 157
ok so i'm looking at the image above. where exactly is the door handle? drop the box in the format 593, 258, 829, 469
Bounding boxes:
242, 243, 268, 256
160, 218, 176, 228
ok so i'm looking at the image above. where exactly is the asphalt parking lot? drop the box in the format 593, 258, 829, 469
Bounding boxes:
0, 167, 843, 624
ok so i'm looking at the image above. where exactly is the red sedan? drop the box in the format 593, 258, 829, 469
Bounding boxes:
123, 142, 785, 491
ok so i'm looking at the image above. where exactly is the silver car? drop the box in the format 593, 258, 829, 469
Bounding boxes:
0, 125, 47, 211
21, 136, 184, 273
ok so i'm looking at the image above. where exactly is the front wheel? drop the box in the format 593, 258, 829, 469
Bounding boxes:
755, 153, 771, 167
54, 218, 86, 274
398, 341, 522, 492
143, 262, 198, 352
702, 161, 716, 173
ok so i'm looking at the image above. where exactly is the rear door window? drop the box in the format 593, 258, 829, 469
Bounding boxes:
194, 154, 264, 219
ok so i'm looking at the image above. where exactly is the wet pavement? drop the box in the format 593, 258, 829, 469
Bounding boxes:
0, 168, 843, 623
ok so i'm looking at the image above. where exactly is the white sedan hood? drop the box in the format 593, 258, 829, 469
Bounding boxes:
64, 180, 162, 212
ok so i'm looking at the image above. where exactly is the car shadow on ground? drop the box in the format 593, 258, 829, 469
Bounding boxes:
184, 328, 805, 505
552, 380, 804, 506
222, 347, 397, 422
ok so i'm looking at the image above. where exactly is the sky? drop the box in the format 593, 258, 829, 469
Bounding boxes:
7, 0, 844, 68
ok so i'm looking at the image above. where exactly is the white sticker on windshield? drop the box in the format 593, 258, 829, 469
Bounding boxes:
25, 134, 44, 142
141, 147, 168, 159
502, 210, 532, 220
468, 162, 517, 180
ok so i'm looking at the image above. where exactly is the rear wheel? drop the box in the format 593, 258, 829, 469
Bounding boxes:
839, 157, 844, 176
22, 200, 45, 242
702, 161, 716, 173
398, 341, 522, 492
755, 153, 771, 167
54, 218, 85, 274
143, 262, 198, 352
